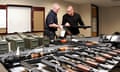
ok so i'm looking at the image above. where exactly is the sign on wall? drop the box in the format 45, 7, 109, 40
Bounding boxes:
0, 9, 6, 28
7, 6, 31, 33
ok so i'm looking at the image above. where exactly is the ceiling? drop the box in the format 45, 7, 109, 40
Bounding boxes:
64, 0, 120, 7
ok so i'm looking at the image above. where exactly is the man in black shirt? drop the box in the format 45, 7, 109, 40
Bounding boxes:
45, 3, 61, 40
62, 6, 85, 35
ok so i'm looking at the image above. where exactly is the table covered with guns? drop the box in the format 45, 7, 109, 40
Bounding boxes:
0, 27, 120, 72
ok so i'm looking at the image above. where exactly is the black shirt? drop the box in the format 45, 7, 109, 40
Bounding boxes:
45, 10, 58, 32
62, 12, 84, 35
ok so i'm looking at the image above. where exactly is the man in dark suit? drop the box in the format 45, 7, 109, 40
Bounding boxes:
62, 5, 85, 35
44, 3, 61, 40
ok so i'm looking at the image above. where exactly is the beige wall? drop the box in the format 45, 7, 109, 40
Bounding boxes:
79, 4, 91, 36
0, 0, 92, 36
99, 7, 120, 34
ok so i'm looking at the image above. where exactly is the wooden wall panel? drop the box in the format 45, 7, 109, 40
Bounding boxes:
33, 11, 44, 31
0, 28, 6, 33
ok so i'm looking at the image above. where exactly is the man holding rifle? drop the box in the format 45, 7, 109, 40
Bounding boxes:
62, 5, 86, 36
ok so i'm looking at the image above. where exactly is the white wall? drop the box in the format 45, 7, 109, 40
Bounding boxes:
0, 0, 92, 36
99, 7, 120, 34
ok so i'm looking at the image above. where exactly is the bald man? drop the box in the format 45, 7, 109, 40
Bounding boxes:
62, 6, 85, 35
44, 3, 61, 40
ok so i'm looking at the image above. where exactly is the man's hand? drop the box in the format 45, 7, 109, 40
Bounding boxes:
57, 24, 63, 30
65, 22, 70, 27
49, 23, 60, 28
51, 24, 63, 30
57, 25, 63, 29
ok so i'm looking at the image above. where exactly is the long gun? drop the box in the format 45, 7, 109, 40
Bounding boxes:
20, 61, 42, 72
86, 48, 120, 61
48, 56, 98, 72
41, 59, 68, 72
63, 54, 110, 70
91, 47, 118, 56
75, 51, 115, 65
113, 49, 120, 54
